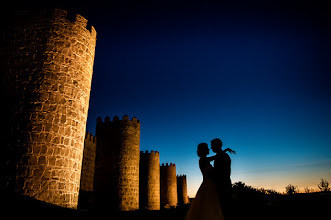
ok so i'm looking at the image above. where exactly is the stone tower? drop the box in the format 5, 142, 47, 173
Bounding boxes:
78, 132, 97, 209
177, 175, 189, 205
160, 163, 177, 208
139, 150, 160, 210
1, 9, 96, 209
94, 115, 140, 211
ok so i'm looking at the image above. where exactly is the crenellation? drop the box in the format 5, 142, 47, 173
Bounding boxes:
97, 115, 141, 125
74, 14, 88, 28
122, 115, 129, 121
85, 131, 96, 143
53, 9, 68, 20
50, 9, 96, 36
131, 117, 139, 123
140, 150, 159, 155
177, 174, 186, 178
104, 116, 111, 123
161, 163, 176, 167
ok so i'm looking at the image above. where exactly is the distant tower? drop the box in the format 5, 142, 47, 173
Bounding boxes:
1, 9, 96, 209
78, 132, 97, 210
160, 163, 177, 208
140, 150, 160, 210
177, 175, 189, 205
94, 116, 140, 211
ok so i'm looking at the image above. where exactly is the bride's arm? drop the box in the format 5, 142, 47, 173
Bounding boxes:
205, 155, 217, 162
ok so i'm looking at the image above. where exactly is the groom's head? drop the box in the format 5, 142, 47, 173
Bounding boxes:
211, 138, 223, 153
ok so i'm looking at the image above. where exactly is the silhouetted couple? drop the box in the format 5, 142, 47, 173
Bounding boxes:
185, 138, 236, 220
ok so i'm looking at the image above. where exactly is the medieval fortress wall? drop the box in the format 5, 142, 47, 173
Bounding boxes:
1, 9, 188, 211
88, 116, 188, 211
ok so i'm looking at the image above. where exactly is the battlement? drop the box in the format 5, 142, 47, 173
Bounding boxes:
53, 9, 97, 38
85, 131, 96, 143
97, 115, 140, 124
161, 163, 176, 167
177, 175, 186, 178
12, 9, 96, 38
140, 150, 159, 155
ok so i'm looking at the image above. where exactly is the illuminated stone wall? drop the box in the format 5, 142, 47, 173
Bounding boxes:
94, 116, 140, 211
177, 175, 189, 205
160, 163, 177, 208
2, 9, 96, 209
78, 132, 96, 209
80, 132, 96, 192
140, 150, 160, 210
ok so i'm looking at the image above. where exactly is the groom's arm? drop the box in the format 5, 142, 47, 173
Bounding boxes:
224, 148, 236, 154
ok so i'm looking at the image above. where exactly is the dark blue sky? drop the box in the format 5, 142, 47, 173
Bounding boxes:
81, 1, 331, 194
14, 0, 331, 195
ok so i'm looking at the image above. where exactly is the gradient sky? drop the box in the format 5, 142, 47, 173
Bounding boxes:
17, 1, 330, 196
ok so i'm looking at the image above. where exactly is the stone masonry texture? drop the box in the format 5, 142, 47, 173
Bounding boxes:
177, 175, 189, 205
78, 132, 96, 209
160, 163, 177, 208
139, 150, 160, 210
78, 132, 97, 210
80, 132, 96, 192
94, 116, 140, 211
1, 9, 96, 209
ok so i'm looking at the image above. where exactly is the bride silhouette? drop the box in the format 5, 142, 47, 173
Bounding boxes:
185, 142, 235, 220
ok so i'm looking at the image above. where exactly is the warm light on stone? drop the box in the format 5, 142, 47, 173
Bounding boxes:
3, 9, 96, 209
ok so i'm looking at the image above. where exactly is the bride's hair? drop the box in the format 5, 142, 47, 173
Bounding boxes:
197, 143, 209, 157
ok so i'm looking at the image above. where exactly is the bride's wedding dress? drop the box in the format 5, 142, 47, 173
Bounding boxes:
185, 158, 224, 220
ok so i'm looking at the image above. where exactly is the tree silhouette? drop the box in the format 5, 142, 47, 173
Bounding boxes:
304, 187, 313, 193
318, 179, 330, 192
285, 184, 298, 195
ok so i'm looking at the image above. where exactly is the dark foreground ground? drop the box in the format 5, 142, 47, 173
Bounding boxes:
1, 190, 330, 220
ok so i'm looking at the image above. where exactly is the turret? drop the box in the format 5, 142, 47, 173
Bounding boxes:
140, 150, 160, 210
1, 9, 96, 209
177, 175, 189, 205
94, 115, 140, 211
160, 163, 177, 208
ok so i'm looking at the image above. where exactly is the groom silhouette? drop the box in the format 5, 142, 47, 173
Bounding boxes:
211, 138, 232, 218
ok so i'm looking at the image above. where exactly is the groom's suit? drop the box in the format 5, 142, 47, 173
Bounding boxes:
213, 151, 232, 216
